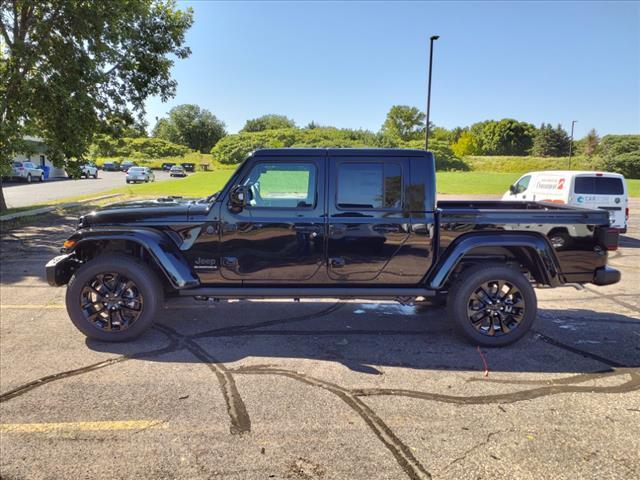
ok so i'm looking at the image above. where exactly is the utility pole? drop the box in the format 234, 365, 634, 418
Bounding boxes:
425, 35, 439, 151
568, 120, 577, 169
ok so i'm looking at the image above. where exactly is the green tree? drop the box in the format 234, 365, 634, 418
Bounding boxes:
0, 0, 193, 210
241, 114, 297, 132
380, 105, 425, 142
531, 123, 571, 157
469, 119, 536, 155
583, 128, 600, 156
152, 104, 226, 153
451, 130, 479, 157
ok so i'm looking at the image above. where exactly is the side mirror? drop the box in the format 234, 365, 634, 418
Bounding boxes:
509, 184, 517, 194
229, 185, 252, 209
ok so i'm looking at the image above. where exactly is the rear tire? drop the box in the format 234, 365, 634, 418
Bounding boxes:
447, 263, 537, 347
39, 174, 44, 182
65, 254, 163, 342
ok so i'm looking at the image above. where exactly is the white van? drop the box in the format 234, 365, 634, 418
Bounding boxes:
502, 171, 629, 232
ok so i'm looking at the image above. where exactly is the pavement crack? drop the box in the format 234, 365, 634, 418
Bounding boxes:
232, 366, 431, 480
443, 429, 509, 471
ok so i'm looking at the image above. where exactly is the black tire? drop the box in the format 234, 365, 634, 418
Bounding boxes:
93, 172, 98, 179
65, 254, 163, 342
26, 174, 32, 183
447, 263, 537, 347
39, 174, 44, 182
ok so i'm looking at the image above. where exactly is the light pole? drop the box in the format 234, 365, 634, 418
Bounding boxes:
568, 120, 577, 169
425, 35, 439, 151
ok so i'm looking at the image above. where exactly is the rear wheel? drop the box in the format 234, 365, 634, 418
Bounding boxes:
65, 254, 163, 342
447, 263, 536, 347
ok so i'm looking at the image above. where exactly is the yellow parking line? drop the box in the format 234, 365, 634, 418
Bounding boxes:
0, 304, 65, 309
0, 420, 165, 433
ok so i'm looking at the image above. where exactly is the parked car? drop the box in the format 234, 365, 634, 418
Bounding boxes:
503, 171, 629, 233
47, 148, 620, 346
169, 165, 187, 177
80, 163, 99, 179
120, 160, 137, 172
161, 162, 176, 171
102, 161, 121, 171
11, 161, 44, 183
181, 162, 195, 172
125, 166, 155, 184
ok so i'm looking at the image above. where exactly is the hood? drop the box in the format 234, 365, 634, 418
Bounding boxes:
80, 196, 211, 227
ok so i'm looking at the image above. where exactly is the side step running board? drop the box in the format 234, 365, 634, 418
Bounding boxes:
178, 287, 435, 300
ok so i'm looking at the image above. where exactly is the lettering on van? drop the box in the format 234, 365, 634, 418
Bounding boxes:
535, 177, 564, 190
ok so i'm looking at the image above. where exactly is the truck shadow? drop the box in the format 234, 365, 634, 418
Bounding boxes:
86, 302, 640, 374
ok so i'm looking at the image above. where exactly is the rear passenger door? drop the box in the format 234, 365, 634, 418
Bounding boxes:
327, 156, 410, 283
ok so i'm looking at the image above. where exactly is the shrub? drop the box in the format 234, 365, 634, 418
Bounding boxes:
90, 135, 191, 158
600, 152, 640, 179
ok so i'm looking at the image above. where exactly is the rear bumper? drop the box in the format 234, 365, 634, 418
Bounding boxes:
45, 254, 79, 286
593, 266, 621, 286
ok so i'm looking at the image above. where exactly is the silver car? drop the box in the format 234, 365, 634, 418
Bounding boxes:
125, 166, 155, 184
11, 161, 44, 183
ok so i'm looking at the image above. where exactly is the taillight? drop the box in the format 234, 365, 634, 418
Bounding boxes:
18, 167, 25, 171
597, 227, 619, 251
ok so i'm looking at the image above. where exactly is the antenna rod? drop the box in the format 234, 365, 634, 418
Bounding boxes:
425, 35, 439, 151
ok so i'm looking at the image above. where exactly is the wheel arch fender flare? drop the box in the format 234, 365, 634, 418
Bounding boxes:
70, 228, 199, 289
426, 232, 563, 289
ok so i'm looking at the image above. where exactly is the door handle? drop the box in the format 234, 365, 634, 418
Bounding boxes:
329, 257, 345, 269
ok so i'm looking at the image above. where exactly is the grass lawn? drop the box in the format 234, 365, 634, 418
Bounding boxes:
111, 170, 640, 198
4, 170, 638, 217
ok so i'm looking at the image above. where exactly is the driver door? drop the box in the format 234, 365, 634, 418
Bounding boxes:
218, 158, 326, 282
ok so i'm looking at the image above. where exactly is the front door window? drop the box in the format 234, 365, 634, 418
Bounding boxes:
244, 163, 316, 209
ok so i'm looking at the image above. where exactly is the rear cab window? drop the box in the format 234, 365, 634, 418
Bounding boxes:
336, 162, 402, 210
574, 176, 624, 195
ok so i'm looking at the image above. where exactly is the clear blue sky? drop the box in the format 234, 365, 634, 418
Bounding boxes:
144, 1, 640, 139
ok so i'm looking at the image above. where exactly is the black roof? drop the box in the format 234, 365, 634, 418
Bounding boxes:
252, 148, 432, 158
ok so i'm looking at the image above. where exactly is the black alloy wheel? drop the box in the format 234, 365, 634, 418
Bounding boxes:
79, 272, 144, 332
466, 280, 525, 337
66, 254, 163, 341
447, 263, 537, 347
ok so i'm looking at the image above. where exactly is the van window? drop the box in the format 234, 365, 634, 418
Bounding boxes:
337, 162, 402, 209
574, 177, 624, 195
514, 175, 531, 193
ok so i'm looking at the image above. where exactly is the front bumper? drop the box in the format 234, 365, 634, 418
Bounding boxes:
593, 266, 621, 286
45, 254, 79, 286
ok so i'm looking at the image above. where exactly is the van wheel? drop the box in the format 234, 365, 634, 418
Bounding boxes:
447, 264, 536, 347
548, 231, 570, 250
65, 254, 163, 342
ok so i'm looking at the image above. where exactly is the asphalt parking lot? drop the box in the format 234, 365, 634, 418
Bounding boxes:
2, 170, 177, 208
1, 200, 639, 479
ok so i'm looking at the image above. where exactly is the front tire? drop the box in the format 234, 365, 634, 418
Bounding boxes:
447, 263, 537, 347
65, 254, 163, 342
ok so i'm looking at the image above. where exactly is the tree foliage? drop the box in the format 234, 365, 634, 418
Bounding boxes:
152, 104, 226, 153
90, 135, 190, 158
241, 114, 297, 132
380, 105, 425, 142
468, 119, 536, 156
451, 131, 479, 157
531, 123, 571, 157
0, 0, 193, 210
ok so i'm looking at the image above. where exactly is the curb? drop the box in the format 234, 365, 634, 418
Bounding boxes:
1, 194, 122, 222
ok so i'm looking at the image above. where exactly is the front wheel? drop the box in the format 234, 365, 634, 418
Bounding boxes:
65, 254, 163, 342
447, 263, 537, 347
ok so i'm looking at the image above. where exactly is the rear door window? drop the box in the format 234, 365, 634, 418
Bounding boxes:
336, 162, 402, 210
574, 177, 624, 195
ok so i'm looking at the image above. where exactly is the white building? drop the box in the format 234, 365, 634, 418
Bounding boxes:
14, 136, 67, 178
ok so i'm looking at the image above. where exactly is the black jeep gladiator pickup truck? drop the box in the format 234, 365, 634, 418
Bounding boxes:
46, 149, 621, 346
